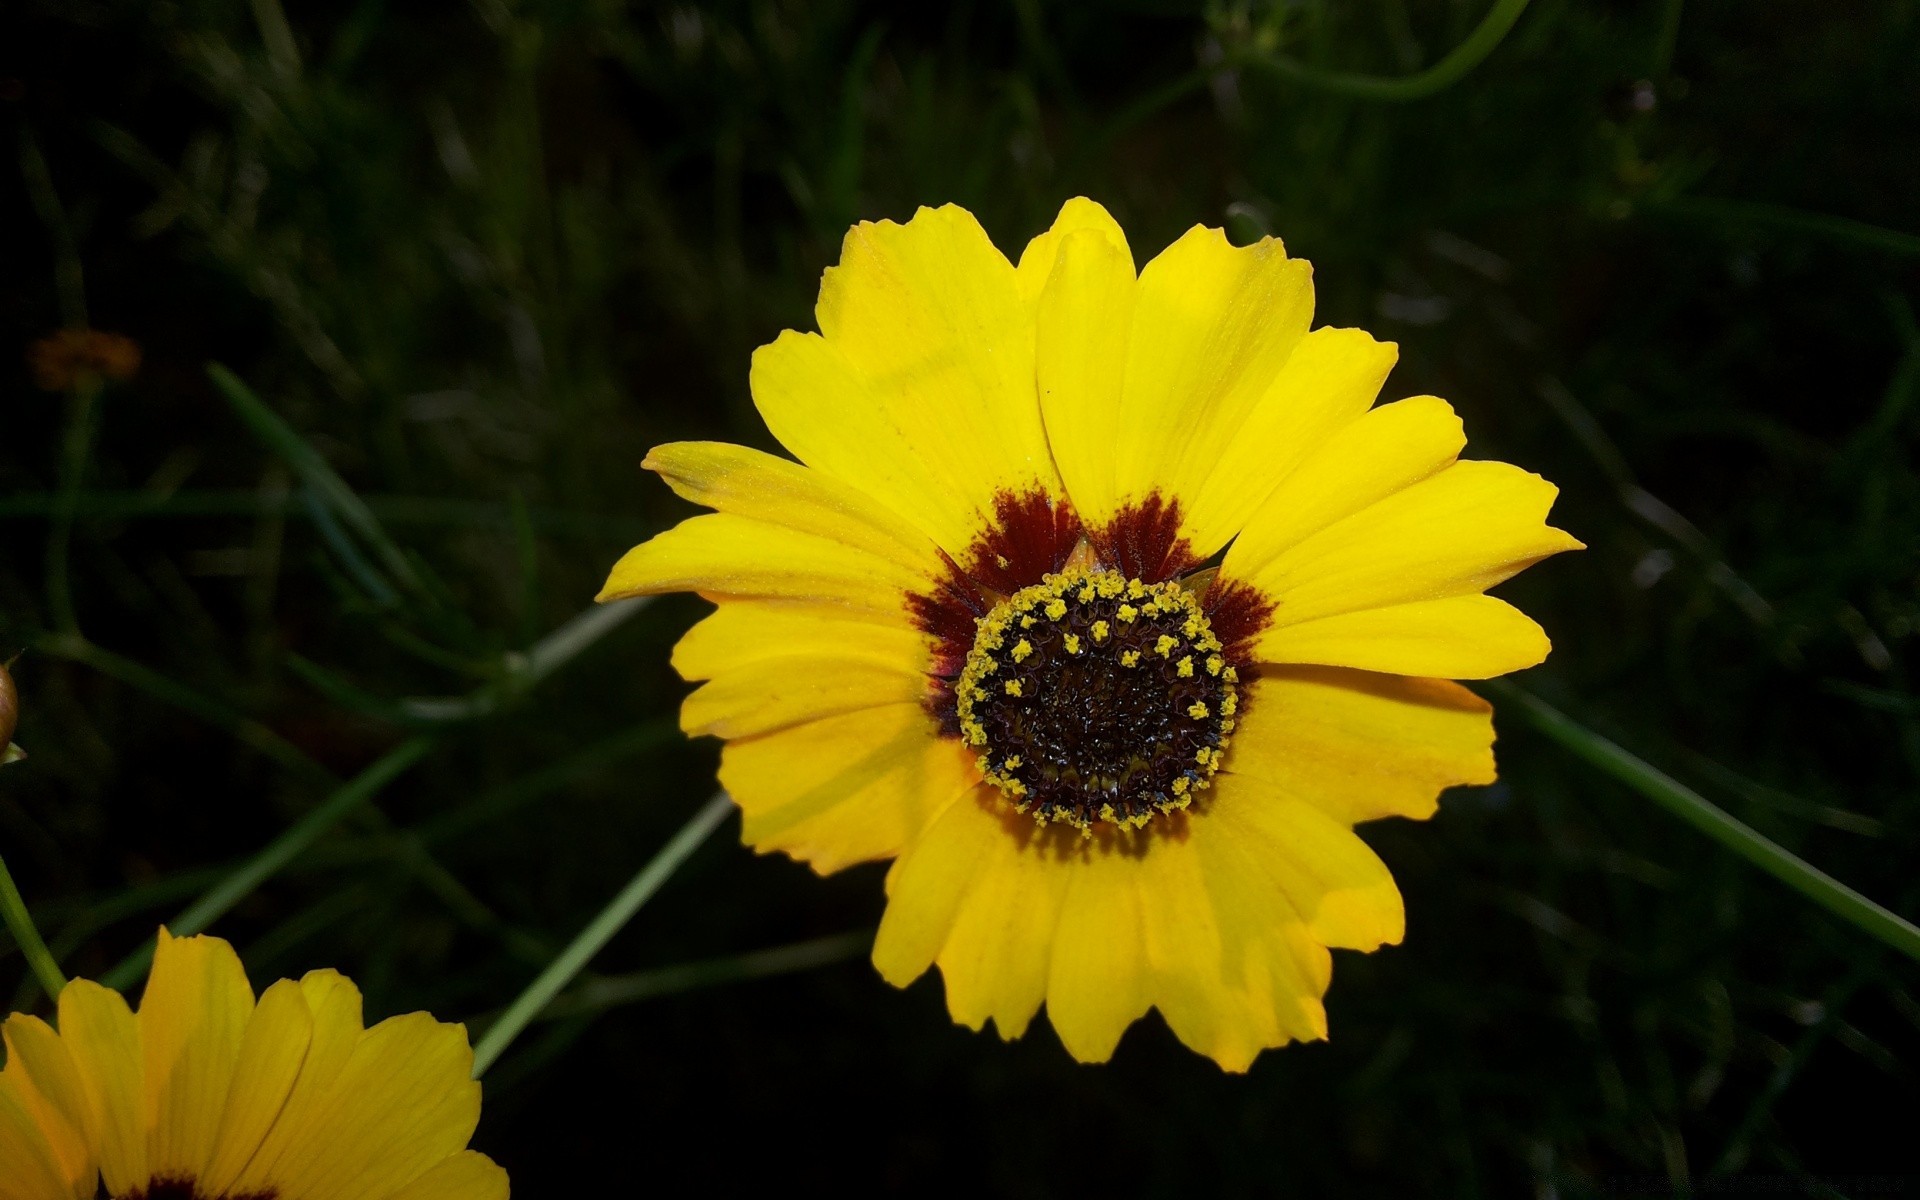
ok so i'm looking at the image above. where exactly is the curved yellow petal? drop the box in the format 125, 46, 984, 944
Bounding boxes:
722, 704, 977, 873
199, 978, 315, 1196
139, 929, 255, 1182
0, 1014, 95, 1198
382, 1150, 510, 1200
598, 513, 922, 616
1027, 201, 1137, 526
756, 205, 1058, 556
642, 441, 942, 580
1227, 667, 1495, 824
1183, 327, 1402, 558
1105, 225, 1313, 547
1208, 775, 1405, 951
226, 969, 367, 1197
0, 1070, 87, 1200
1221, 393, 1465, 579
1042, 840, 1150, 1064
1252, 593, 1552, 678
55, 980, 145, 1194
671, 601, 928, 682
256, 1012, 480, 1200
1243, 460, 1583, 629
680, 657, 927, 739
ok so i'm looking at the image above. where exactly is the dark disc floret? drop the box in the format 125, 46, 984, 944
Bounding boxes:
955, 568, 1239, 832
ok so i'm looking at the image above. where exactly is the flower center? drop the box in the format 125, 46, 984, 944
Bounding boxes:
956, 567, 1238, 831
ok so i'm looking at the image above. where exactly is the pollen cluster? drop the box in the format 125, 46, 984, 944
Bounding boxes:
955, 567, 1238, 832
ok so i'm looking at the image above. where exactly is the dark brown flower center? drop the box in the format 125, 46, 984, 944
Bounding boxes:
117, 1175, 276, 1200
956, 568, 1237, 831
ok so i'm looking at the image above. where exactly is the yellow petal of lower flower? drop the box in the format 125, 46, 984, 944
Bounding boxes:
681, 657, 927, 739
1252, 594, 1551, 678
671, 601, 928, 682
723, 704, 977, 872
1183, 327, 1402, 559
597, 513, 922, 616
1029, 207, 1138, 528
1228, 666, 1493, 824
55, 980, 145, 1194
0, 1015, 94, 1197
1108, 225, 1313, 545
1043, 843, 1150, 1064
757, 205, 1059, 556
1222, 393, 1465, 580
1014, 196, 1133, 307
1244, 460, 1584, 631
1209, 775, 1405, 951
872, 788, 1006, 991
253, 1012, 480, 1200
224, 969, 367, 1197
199, 979, 315, 1196
0, 1072, 87, 1200
382, 1150, 510, 1200
643, 440, 941, 580
139, 929, 256, 1181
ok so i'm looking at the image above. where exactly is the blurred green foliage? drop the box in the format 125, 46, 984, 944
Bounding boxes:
2, 0, 1917, 1194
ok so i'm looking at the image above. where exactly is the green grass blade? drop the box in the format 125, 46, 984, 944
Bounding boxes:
0, 850, 67, 1003
469, 791, 733, 1078
1484, 680, 1920, 963
1235, 0, 1534, 102
535, 929, 873, 1022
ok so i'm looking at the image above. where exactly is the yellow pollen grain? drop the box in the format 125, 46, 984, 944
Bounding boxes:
1116, 603, 1138, 623
1155, 634, 1178, 657
1011, 638, 1033, 663
1223, 666, 1239, 683
1126, 578, 1146, 599
1222, 694, 1238, 716
1004, 755, 1022, 769
1206, 654, 1224, 676
1176, 656, 1193, 678
1120, 649, 1141, 667
1004, 680, 1024, 697
1172, 776, 1191, 795
1183, 615, 1203, 638
1064, 633, 1082, 654
1188, 701, 1210, 719
1044, 598, 1067, 620
1019, 615, 1035, 629
1091, 619, 1110, 642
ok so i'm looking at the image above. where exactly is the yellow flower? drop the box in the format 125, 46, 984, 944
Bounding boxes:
0, 929, 507, 1199
599, 198, 1581, 1069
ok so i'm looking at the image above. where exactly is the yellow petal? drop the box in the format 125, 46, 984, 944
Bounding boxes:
1105, 225, 1313, 554
1043, 843, 1150, 1064
722, 703, 977, 873
1243, 460, 1583, 630
680, 656, 927, 739
199, 978, 315, 1195
1226, 666, 1494, 824
671, 601, 928, 682
1027, 203, 1137, 526
642, 441, 941, 580
382, 1150, 510, 1200
1222, 393, 1465, 578
598, 513, 922, 616
56, 980, 146, 1194
757, 205, 1058, 557
139, 929, 256, 1181
0, 1071, 87, 1200
1183, 327, 1402, 558
1251, 593, 1552, 678
252, 1012, 480, 1200
1210, 774, 1405, 951
225, 969, 367, 1197
872, 788, 1007, 990
0, 1015, 95, 1197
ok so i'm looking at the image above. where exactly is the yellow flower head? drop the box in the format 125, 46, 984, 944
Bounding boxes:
599, 199, 1581, 1070
0, 929, 507, 1200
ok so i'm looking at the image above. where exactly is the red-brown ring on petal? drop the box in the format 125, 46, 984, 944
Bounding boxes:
1090, 493, 1198, 583
1201, 577, 1277, 665
124, 1177, 276, 1200
909, 487, 1082, 735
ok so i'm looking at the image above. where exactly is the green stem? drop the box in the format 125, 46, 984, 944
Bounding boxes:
1234, 0, 1534, 102
99, 735, 436, 991
1484, 681, 1920, 963
0, 850, 67, 1003
469, 792, 733, 1077
535, 929, 873, 1022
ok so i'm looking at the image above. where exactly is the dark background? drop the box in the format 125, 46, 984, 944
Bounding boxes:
3, 1, 1918, 1195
